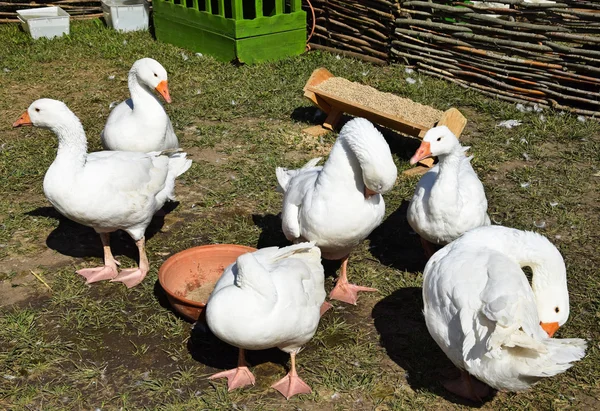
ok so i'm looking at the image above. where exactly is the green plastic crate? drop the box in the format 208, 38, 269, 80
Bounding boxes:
153, 0, 306, 64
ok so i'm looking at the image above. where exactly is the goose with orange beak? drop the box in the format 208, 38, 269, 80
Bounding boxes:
276, 118, 397, 305
407, 126, 490, 259
13, 98, 191, 288
101, 58, 179, 153
423, 225, 586, 401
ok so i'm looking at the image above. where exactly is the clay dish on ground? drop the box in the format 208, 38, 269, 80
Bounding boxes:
158, 244, 257, 322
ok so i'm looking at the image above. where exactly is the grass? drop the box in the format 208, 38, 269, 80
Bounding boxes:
0, 20, 599, 410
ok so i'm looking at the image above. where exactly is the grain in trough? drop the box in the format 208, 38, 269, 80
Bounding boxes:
303, 67, 468, 175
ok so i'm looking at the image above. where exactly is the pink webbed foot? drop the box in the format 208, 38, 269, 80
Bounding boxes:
209, 366, 256, 391
320, 301, 333, 316
110, 268, 148, 288
271, 373, 312, 399
77, 266, 118, 284
329, 281, 378, 305
443, 371, 490, 402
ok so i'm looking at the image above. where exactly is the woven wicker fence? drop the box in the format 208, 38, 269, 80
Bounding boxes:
1, 0, 103, 23
305, 0, 600, 117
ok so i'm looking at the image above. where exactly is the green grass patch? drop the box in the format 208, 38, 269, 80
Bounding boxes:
0, 19, 598, 410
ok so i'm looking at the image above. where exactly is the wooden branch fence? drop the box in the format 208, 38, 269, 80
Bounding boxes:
0, 0, 104, 22
0, 0, 154, 22
304, 0, 600, 117
2, 0, 599, 116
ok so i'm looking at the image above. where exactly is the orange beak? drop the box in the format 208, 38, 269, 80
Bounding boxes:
364, 186, 378, 199
155, 80, 172, 103
13, 111, 32, 128
409, 141, 432, 165
540, 321, 560, 338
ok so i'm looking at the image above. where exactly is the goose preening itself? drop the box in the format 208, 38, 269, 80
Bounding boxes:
101, 58, 179, 152
205, 242, 325, 399
276, 118, 397, 305
13, 98, 191, 288
423, 225, 586, 401
407, 126, 490, 258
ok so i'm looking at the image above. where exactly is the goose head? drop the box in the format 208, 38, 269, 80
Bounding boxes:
132, 58, 172, 103
362, 158, 397, 198
339, 118, 397, 199
13, 98, 74, 130
535, 285, 570, 338
409, 125, 461, 165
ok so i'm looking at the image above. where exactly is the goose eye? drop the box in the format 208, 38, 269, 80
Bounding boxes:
555, 307, 560, 313
437, 137, 442, 142
35, 108, 40, 112
154, 73, 158, 77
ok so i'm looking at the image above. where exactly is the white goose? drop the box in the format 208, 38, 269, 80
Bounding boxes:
423, 225, 586, 400
206, 242, 325, 399
101, 58, 179, 152
407, 126, 490, 258
13, 99, 191, 288
276, 118, 397, 304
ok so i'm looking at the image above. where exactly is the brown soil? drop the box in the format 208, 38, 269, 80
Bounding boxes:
0, 247, 73, 275
315, 77, 443, 128
184, 145, 228, 165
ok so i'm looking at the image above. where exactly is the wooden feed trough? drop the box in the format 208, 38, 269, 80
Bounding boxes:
302, 67, 467, 176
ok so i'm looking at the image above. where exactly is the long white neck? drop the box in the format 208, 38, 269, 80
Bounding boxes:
428, 145, 464, 213
51, 114, 88, 169
317, 135, 365, 194
128, 69, 163, 112
516, 233, 567, 293
234, 255, 278, 307
476, 228, 567, 291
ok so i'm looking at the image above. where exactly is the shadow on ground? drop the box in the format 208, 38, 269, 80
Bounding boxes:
186, 319, 289, 372
372, 287, 496, 406
369, 200, 426, 273
26, 202, 180, 261
252, 213, 289, 249
252, 213, 342, 282
290, 106, 327, 126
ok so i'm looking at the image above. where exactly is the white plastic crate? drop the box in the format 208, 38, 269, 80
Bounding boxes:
17, 6, 70, 40
102, 0, 149, 32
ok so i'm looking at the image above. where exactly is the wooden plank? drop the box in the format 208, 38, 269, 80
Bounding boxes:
306, 85, 430, 138
323, 108, 343, 131
232, 0, 243, 19
303, 67, 335, 112
416, 157, 435, 168
255, 0, 263, 17
436, 108, 467, 138
403, 166, 430, 177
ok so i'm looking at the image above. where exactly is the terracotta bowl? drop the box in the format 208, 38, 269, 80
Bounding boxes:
158, 244, 257, 322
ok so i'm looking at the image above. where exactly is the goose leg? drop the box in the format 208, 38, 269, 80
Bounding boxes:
443, 370, 490, 402
209, 348, 255, 391
271, 351, 312, 399
320, 301, 333, 316
77, 233, 119, 283
329, 256, 378, 305
111, 236, 149, 288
